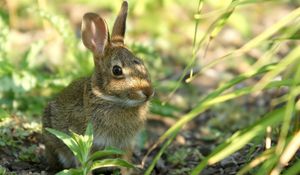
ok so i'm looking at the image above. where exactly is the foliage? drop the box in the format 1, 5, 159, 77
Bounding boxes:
144, 1, 300, 175
46, 123, 135, 175
0, 116, 40, 163
1, 0, 300, 174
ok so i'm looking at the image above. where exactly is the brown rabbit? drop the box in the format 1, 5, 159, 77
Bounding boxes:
42, 0, 153, 172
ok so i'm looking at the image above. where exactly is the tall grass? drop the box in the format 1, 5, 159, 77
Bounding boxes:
144, 0, 300, 174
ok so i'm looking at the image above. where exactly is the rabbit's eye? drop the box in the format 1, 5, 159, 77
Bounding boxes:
112, 65, 123, 76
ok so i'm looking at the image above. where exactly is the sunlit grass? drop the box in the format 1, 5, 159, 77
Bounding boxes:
144, 1, 300, 175
0, 0, 299, 174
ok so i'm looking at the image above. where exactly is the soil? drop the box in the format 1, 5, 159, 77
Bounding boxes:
0, 113, 268, 175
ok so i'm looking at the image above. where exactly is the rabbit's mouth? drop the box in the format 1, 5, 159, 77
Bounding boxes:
92, 84, 153, 107
98, 94, 149, 107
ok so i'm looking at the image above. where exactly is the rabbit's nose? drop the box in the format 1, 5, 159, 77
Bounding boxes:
142, 87, 154, 99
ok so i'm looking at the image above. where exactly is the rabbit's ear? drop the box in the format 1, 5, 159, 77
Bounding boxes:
81, 13, 109, 56
111, 1, 128, 44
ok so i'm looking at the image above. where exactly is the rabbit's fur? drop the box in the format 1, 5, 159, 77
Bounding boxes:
42, 1, 153, 170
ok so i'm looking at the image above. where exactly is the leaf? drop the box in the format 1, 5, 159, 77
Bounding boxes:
84, 122, 93, 140
0, 166, 6, 175
91, 158, 136, 170
69, 132, 85, 164
84, 122, 94, 152
88, 148, 125, 162
56, 168, 83, 175
45, 128, 80, 158
150, 99, 181, 118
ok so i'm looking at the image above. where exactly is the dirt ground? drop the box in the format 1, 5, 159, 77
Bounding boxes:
0, 112, 277, 175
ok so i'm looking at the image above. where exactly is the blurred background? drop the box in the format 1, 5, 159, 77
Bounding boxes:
0, 0, 300, 174
0, 0, 298, 118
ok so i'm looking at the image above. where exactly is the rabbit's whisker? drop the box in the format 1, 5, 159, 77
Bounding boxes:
98, 94, 146, 107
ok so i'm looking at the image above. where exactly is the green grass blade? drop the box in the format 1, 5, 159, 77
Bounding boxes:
205, 79, 294, 106
144, 129, 179, 175
254, 46, 300, 91
283, 159, 300, 175
166, 0, 204, 101
192, 0, 204, 49
168, 0, 236, 99
189, 6, 300, 81
275, 62, 300, 153
157, 63, 275, 145
268, 64, 300, 174
271, 130, 300, 175
237, 148, 274, 175
190, 106, 286, 175
143, 63, 277, 171
256, 155, 278, 175
239, 7, 300, 53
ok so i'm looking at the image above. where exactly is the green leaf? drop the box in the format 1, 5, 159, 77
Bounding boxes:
91, 158, 136, 170
150, 99, 181, 118
0, 166, 6, 175
56, 168, 83, 175
69, 132, 85, 164
83, 122, 94, 153
88, 148, 125, 162
84, 122, 93, 140
70, 131, 93, 165
45, 128, 80, 158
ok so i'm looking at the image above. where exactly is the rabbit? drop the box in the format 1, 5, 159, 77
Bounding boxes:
42, 0, 153, 172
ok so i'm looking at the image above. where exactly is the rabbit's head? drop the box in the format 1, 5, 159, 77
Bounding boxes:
81, 1, 153, 107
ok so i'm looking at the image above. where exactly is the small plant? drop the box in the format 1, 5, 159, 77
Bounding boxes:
46, 123, 135, 175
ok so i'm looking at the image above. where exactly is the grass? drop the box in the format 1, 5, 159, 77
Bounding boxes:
0, 0, 300, 174
144, 1, 300, 174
